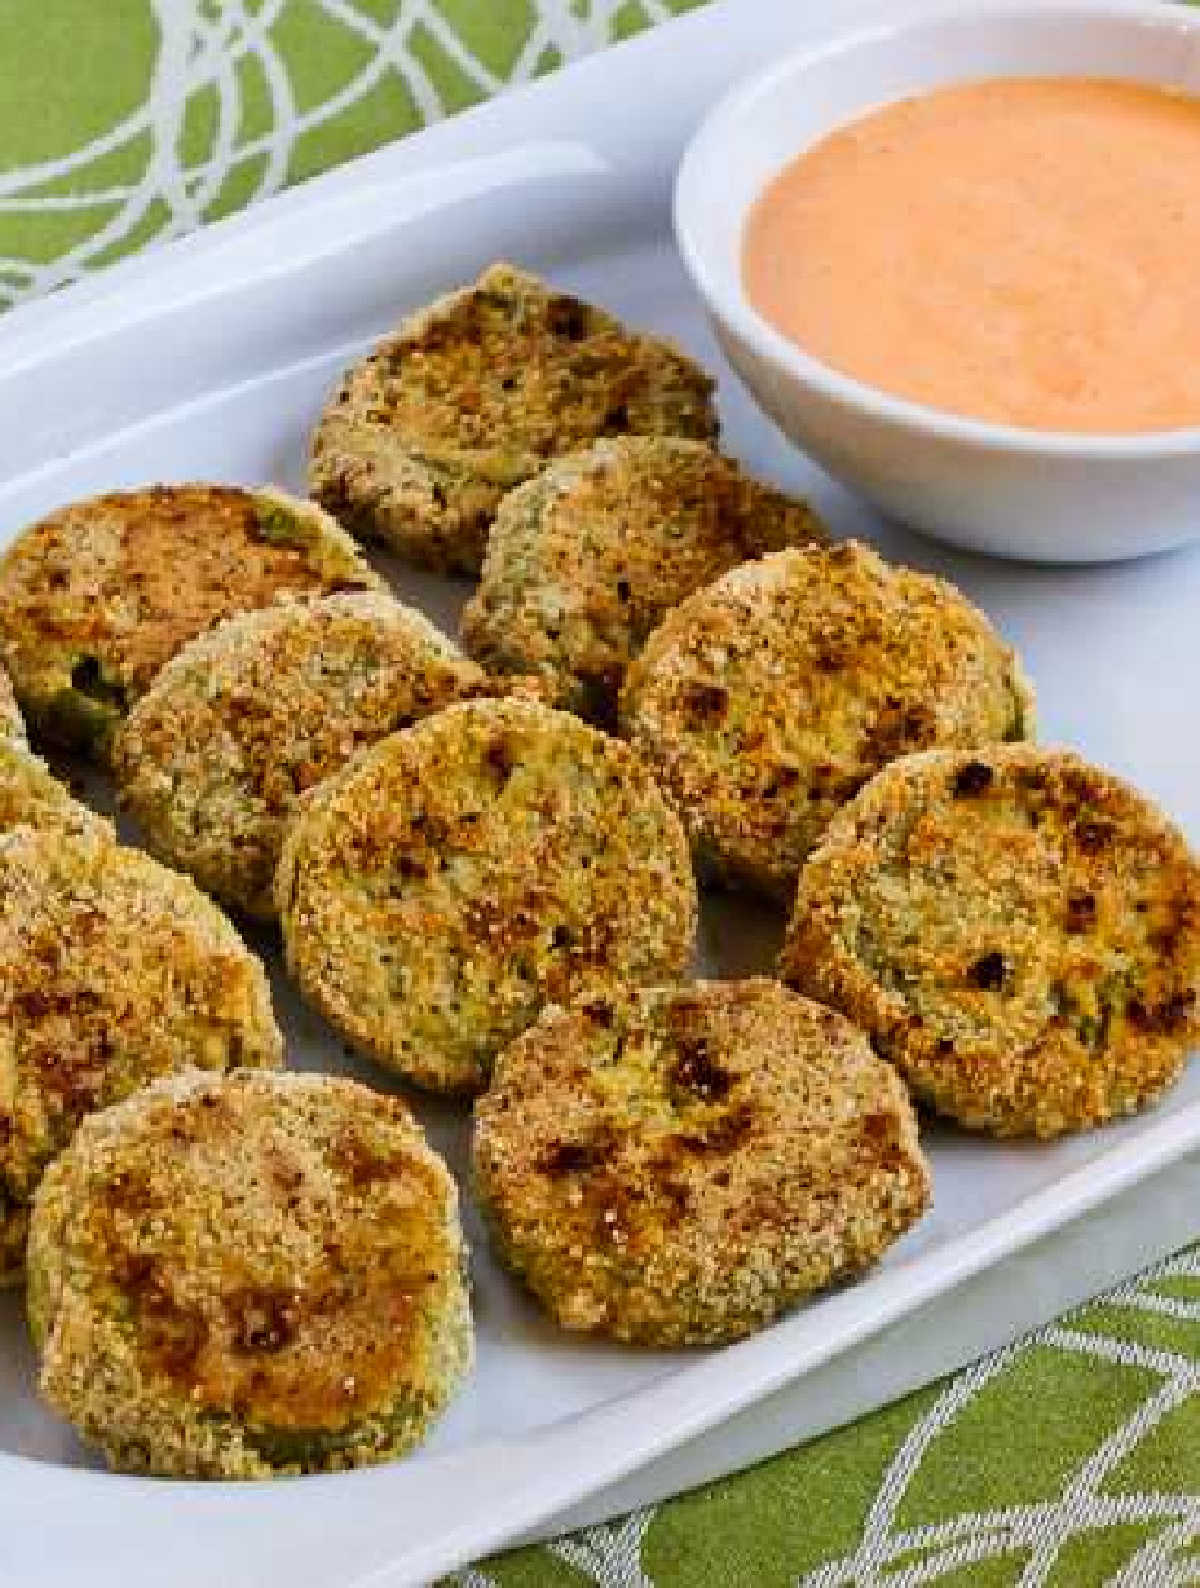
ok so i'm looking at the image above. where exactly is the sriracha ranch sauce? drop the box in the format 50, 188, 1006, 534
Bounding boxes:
743, 78, 1200, 434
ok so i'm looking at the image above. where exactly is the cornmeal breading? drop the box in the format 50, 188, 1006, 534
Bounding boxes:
782, 745, 1200, 1137
277, 697, 698, 1093
309, 263, 719, 574
0, 826, 282, 1281
622, 541, 1034, 899
461, 437, 826, 724
0, 484, 383, 758
0, 663, 24, 745
473, 978, 930, 1345
114, 591, 490, 918
28, 1069, 471, 1477
0, 741, 109, 839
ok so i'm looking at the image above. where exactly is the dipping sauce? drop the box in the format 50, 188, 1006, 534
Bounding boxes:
743, 78, 1200, 434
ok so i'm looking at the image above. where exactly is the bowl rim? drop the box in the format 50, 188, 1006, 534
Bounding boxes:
673, 0, 1200, 460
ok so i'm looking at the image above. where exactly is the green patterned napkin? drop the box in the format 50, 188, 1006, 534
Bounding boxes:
0, 4, 1196, 1582
0, 0, 704, 308
455, 1247, 1200, 1585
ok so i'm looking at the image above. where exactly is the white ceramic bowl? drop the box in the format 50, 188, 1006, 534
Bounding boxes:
674, 0, 1200, 563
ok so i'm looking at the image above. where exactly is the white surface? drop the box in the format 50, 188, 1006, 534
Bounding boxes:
675, 0, 1200, 563
0, 3, 1197, 1584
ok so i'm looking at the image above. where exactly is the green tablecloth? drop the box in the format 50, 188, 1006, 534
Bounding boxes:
455, 1247, 1200, 1585
0, 4, 1195, 1582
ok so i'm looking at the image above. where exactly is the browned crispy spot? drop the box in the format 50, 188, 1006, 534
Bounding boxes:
669, 1039, 733, 1103
545, 294, 591, 341
1065, 891, 1097, 933
862, 700, 935, 763
682, 682, 728, 725
1076, 819, 1115, 855
969, 952, 1008, 991
329, 1132, 397, 1190
539, 1139, 604, 1177
953, 760, 994, 798
674, 1102, 755, 1156
1128, 990, 1195, 1035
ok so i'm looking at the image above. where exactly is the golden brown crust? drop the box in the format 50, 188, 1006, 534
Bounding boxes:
473, 978, 930, 1345
28, 1069, 471, 1477
114, 592, 491, 919
0, 484, 384, 758
0, 741, 109, 840
621, 541, 1035, 900
781, 745, 1200, 1137
309, 263, 719, 574
460, 437, 827, 724
0, 663, 24, 745
0, 826, 282, 1280
277, 697, 698, 1094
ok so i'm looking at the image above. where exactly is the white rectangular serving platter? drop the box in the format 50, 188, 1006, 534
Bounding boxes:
0, 3, 1199, 1584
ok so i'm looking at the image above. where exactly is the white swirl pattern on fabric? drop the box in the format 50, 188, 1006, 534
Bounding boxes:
0, 0, 683, 307
449, 1249, 1200, 1586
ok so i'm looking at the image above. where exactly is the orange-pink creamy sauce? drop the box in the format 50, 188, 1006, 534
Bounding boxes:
743, 78, 1200, 433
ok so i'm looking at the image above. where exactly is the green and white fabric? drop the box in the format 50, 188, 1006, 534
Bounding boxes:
0, 4, 1195, 1581
0, 0, 704, 309
453, 1247, 1200, 1585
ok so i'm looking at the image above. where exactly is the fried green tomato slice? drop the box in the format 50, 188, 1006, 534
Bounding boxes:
308, 263, 719, 575
27, 1069, 471, 1478
114, 592, 491, 919
473, 978, 930, 1345
0, 662, 24, 745
0, 826, 282, 1282
277, 697, 698, 1094
0, 741, 109, 839
0, 484, 384, 759
781, 745, 1200, 1138
621, 541, 1035, 901
460, 437, 827, 725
